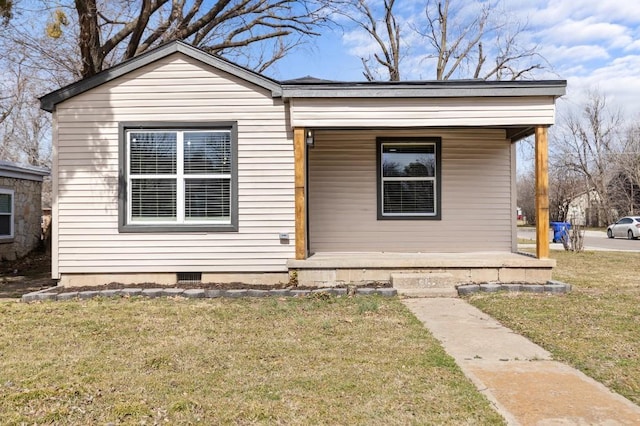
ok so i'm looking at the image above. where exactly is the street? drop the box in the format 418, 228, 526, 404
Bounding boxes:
518, 227, 640, 252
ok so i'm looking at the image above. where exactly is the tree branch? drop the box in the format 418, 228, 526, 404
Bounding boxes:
124, 0, 154, 59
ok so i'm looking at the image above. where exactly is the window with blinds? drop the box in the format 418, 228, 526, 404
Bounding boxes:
125, 126, 234, 229
0, 189, 13, 237
377, 138, 441, 220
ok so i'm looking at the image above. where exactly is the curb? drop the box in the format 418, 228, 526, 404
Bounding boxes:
21, 286, 398, 302
457, 280, 571, 296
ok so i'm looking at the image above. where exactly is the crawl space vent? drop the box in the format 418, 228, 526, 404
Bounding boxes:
177, 272, 202, 285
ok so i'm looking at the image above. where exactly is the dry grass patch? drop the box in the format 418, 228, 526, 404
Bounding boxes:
468, 250, 640, 405
0, 296, 503, 425
517, 238, 536, 244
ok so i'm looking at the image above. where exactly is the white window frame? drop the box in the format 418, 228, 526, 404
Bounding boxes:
126, 129, 232, 225
119, 122, 238, 233
377, 138, 442, 220
0, 188, 14, 239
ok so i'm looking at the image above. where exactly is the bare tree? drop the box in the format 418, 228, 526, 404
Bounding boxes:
0, 92, 13, 126
422, 0, 489, 80
40, 0, 330, 78
610, 125, 640, 215
0, 0, 332, 178
516, 168, 535, 224
418, 0, 544, 80
330, 0, 401, 81
2, 2, 89, 85
517, 164, 585, 226
556, 91, 624, 226
0, 0, 17, 124
1, 4, 61, 167
333, 0, 546, 81
548, 164, 585, 222
0, 59, 51, 167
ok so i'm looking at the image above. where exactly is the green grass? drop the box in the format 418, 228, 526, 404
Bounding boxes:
468, 250, 640, 405
0, 296, 504, 425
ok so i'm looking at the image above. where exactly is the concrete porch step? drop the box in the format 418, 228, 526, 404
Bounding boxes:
396, 287, 459, 298
390, 272, 458, 288
391, 272, 459, 298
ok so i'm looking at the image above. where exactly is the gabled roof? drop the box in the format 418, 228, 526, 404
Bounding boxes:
40, 40, 566, 113
39, 40, 282, 112
0, 160, 50, 181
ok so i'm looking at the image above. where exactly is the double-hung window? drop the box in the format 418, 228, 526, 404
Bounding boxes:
0, 189, 13, 238
120, 122, 238, 232
377, 138, 441, 220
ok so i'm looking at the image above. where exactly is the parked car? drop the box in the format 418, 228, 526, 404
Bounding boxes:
606, 216, 640, 239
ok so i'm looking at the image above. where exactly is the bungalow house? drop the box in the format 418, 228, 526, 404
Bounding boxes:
40, 41, 565, 291
0, 160, 50, 260
565, 189, 607, 227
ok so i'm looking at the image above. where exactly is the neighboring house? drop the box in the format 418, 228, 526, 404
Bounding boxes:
566, 190, 615, 227
40, 41, 565, 288
0, 161, 50, 261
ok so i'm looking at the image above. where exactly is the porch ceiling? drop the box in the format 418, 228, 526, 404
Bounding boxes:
505, 126, 535, 142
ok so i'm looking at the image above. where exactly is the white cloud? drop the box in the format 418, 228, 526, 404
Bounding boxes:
571, 0, 640, 23
509, 0, 640, 26
540, 18, 631, 47
342, 29, 381, 57
562, 55, 640, 118
624, 40, 640, 52
540, 44, 610, 70
494, 0, 640, 117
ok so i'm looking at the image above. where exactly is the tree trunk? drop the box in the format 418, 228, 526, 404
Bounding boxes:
75, 0, 102, 78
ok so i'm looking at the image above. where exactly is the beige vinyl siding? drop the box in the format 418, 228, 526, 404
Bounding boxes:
54, 53, 294, 276
51, 110, 60, 278
290, 97, 557, 128
308, 129, 513, 253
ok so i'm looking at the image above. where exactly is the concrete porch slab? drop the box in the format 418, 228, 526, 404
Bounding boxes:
287, 251, 555, 269
288, 252, 555, 288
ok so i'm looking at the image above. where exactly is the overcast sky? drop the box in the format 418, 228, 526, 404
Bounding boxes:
271, 0, 640, 118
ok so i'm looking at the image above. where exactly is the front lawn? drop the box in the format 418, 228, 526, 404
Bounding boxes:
469, 250, 640, 405
0, 296, 504, 425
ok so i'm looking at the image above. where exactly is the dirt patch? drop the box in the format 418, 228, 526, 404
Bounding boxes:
0, 251, 56, 298
1, 250, 391, 297
0, 251, 390, 296
42, 280, 391, 294
54, 281, 294, 293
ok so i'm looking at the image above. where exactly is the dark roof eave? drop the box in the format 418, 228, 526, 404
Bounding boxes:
0, 160, 50, 181
281, 80, 567, 99
39, 41, 282, 112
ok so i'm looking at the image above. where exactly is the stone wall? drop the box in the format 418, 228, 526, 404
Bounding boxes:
0, 177, 43, 261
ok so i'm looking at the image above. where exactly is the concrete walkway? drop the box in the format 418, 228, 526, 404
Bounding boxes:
403, 298, 640, 425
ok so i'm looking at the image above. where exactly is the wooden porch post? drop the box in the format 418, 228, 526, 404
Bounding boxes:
535, 126, 550, 259
293, 128, 307, 260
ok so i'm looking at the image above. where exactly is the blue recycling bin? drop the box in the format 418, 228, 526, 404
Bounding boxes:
550, 222, 571, 243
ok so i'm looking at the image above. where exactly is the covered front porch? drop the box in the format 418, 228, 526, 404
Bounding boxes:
290, 125, 554, 291
282, 79, 565, 293
288, 251, 555, 295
